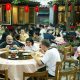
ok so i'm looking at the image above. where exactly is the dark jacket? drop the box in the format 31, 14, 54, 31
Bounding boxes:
0, 41, 20, 49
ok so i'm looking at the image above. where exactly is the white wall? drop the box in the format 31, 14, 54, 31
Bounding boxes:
30, 0, 57, 5
49, 7, 53, 24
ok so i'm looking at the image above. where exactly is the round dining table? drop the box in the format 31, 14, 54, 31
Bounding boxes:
0, 51, 41, 80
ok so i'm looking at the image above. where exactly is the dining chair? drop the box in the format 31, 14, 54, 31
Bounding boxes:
76, 57, 80, 80
76, 66, 80, 80
0, 69, 8, 80
55, 61, 77, 80
62, 45, 78, 68
56, 67, 77, 80
48, 62, 62, 80
23, 71, 48, 80
48, 61, 77, 80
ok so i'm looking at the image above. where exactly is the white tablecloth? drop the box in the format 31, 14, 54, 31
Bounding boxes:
0, 57, 40, 80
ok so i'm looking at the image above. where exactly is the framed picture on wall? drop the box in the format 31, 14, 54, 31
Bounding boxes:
0, 5, 2, 24
1, 4, 11, 25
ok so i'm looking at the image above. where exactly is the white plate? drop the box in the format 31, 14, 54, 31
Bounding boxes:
18, 50, 24, 52
24, 50, 32, 53
8, 56, 19, 58
22, 53, 30, 56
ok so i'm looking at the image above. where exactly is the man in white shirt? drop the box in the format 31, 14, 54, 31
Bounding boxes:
33, 39, 61, 77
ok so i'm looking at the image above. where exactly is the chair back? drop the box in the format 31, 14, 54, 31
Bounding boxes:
23, 71, 48, 80
64, 45, 73, 54
55, 62, 77, 80
63, 45, 74, 60
0, 70, 8, 80
55, 62, 63, 80
60, 45, 78, 69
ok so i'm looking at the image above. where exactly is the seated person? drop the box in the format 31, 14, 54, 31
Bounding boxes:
32, 39, 61, 77
54, 35, 66, 44
24, 37, 39, 52
43, 30, 55, 43
74, 46, 80, 60
20, 29, 29, 42
0, 35, 20, 50
33, 32, 40, 42
64, 31, 76, 42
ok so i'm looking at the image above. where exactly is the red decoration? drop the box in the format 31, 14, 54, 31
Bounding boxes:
6, 3, 11, 11
7, 25, 14, 30
53, 4, 58, 12
24, 6, 29, 12
69, 26, 76, 29
69, 4, 72, 12
34, 6, 39, 12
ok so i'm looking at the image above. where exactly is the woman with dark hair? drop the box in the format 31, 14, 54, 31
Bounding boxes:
33, 32, 40, 42
24, 37, 39, 52
26, 37, 34, 46
20, 29, 29, 42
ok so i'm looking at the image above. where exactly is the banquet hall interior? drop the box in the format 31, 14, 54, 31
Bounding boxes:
0, 0, 80, 80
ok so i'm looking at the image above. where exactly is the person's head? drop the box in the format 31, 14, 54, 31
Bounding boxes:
6, 35, 13, 44
26, 38, 34, 46
20, 29, 25, 34
77, 46, 80, 55
40, 39, 50, 52
33, 32, 40, 37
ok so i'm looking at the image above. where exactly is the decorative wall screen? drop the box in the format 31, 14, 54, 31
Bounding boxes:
12, 6, 18, 24
0, 5, 2, 24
